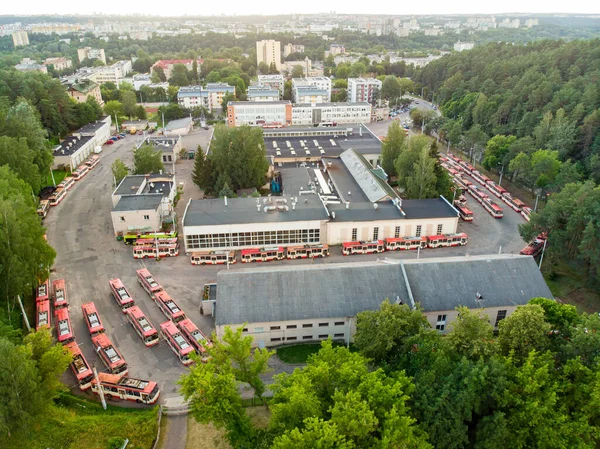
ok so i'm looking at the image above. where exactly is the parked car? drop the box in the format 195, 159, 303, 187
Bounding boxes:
104, 140, 114, 145
119, 133, 126, 138
137, 130, 143, 135
109, 137, 118, 142
203, 126, 209, 130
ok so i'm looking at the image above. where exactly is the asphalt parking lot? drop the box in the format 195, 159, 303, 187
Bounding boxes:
44, 122, 526, 405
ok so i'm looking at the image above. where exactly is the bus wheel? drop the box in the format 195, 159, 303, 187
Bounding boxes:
136, 399, 143, 404
201, 262, 206, 265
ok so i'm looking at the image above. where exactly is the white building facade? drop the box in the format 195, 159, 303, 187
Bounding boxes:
256, 40, 282, 71
292, 77, 332, 102
347, 78, 382, 103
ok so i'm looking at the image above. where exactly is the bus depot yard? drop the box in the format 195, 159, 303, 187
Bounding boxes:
42, 123, 530, 410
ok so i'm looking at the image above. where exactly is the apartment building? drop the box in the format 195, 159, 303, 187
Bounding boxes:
292, 102, 371, 126
43, 57, 72, 71
227, 101, 291, 127
283, 43, 305, 57
247, 86, 280, 102
12, 31, 29, 46
66, 79, 104, 106
347, 78, 382, 104
257, 74, 285, 94
151, 59, 202, 80
177, 83, 236, 112
92, 60, 133, 85
292, 77, 332, 103
15, 58, 47, 74
77, 47, 106, 64
256, 40, 282, 71
329, 43, 345, 55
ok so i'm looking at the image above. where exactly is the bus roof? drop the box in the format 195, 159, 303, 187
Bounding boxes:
127, 306, 156, 335
96, 373, 155, 392
160, 321, 193, 354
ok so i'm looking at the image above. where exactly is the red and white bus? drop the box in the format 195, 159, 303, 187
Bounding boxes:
482, 199, 504, 218
468, 185, 489, 203
64, 341, 94, 390
153, 291, 186, 323
36, 300, 51, 332
521, 206, 532, 221
58, 176, 75, 191
49, 187, 67, 206
519, 239, 546, 257
456, 204, 474, 221
92, 333, 128, 376
91, 373, 160, 405
37, 200, 50, 219
133, 238, 178, 246
136, 268, 163, 298
427, 233, 468, 248
459, 161, 474, 173
52, 279, 68, 309
191, 250, 236, 265
85, 155, 100, 169
126, 306, 159, 347
384, 237, 427, 251
241, 246, 285, 263
486, 182, 507, 198
132, 243, 179, 259
177, 318, 212, 355
342, 240, 385, 255
82, 302, 105, 336
56, 307, 75, 344
36, 280, 49, 302
108, 278, 134, 312
72, 165, 89, 181
286, 244, 330, 259
502, 193, 526, 212
160, 321, 194, 365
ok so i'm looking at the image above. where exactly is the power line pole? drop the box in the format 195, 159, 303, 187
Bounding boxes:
93, 366, 107, 410
17, 295, 31, 332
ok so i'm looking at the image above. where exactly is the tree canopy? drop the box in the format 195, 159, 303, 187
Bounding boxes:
133, 145, 164, 175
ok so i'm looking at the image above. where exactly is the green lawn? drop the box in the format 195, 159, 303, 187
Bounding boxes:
44, 169, 68, 187
544, 262, 600, 313
6, 393, 158, 449
276, 341, 352, 364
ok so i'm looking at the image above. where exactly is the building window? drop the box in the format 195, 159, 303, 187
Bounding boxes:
319, 322, 328, 327
271, 337, 281, 342
242, 328, 248, 332
302, 335, 312, 340
270, 326, 281, 331
254, 327, 264, 333
287, 336, 297, 341
495, 310, 507, 327
373, 227, 379, 240
436, 314, 447, 332
318, 334, 328, 339
334, 333, 345, 338
416, 225, 422, 237
302, 323, 313, 328
351, 228, 357, 241
334, 321, 345, 326
120, 216, 125, 222
394, 226, 401, 238
286, 324, 297, 329
143, 215, 150, 220
437, 224, 443, 235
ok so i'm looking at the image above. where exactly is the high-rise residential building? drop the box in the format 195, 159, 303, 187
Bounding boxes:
347, 78, 382, 104
256, 40, 282, 72
12, 31, 29, 47
77, 47, 106, 64
283, 43, 305, 57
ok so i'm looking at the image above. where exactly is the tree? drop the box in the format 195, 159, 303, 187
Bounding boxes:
0, 137, 42, 193
381, 121, 406, 177
220, 93, 235, 112
291, 65, 304, 79
381, 76, 401, 102
283, 80, 293, 101
395, 135, 432, 192
446, 306, 496, 360
398, 77, 415, 97
169, 64, 190, 87
498, 304, 551, 362
152, 66, 166, 82
482, 135, 517, 171
133, 145, 164, 175
135, 105, 147, 120
121, 91, 138, 120
272, 418, 353, 449
103, 100, 124, 120
191, 59, 199, 84
268, 62, 279, 74
406, 148, 437, 199
553, 159, 581, 190
257, 61, 270, 75
111, 159, 129, 186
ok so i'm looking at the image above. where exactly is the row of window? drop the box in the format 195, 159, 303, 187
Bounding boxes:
185, 229, 320, 250
243, 321, 346, 333
271, 334, 345, 342
351, 224, 444, 241
435, 311, 507, 332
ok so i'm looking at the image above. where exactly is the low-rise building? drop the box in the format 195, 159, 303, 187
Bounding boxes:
177, 84, 235, 112
292, 102, 371, 126
77, 47, 106, 64
329, 43, 345, 55
93, 60, 132, 85
292, 77, 332, 103
151, 59, 202, 80
257, 74, 285, 95
347, 78, 382, 104
133, 73, 152, 90
15, 58, 47, 74
247, 86, 280, 102
164, 117, 193, 136
74, 116, 112, 149
66, 79, 103, 106
142, 136, 182, 163
43, 57, 72, 71
283, 43, 305, 57
227, 101, 291, 128
454, 41, 475, 52
282, 58, 312, 77
52, 116, 112, 169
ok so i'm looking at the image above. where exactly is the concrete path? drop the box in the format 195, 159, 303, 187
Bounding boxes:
161, 415, 187, 449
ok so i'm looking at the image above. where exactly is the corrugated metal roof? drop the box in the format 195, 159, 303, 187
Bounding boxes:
340, 149, 398, 203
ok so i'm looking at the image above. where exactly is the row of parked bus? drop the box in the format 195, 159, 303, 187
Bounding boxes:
340, 233, 469, 255
190, 244, 330, 265
37, 155, 101, 219
132, 237, 180, 259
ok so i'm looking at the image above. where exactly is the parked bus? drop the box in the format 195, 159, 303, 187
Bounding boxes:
36, 300, 51, 332
122, 231, 178, 245
132, 243, 179, 259
456, 204, 474, 222
108, 278, 134, 312
427, 233, 468, 248
52, 279, 68, 309
82, 302, 105, 336
58, 176, 75, 191
482, 199, 504, 219
126, 306, 159, 347
521, 206, 532, 222
519, 239, 546, 257
286, 244, 330, 259
177, 318, 212, 355
136, 268, 163, 298
153, 291, 186, 323
64, 341, 94, 390
487, 182, 507, 198
190, 250, 236, 265
37, 200, 50, 219
36, 280, 49, 302
72, 165, 89, 181
384, 237, 426, 251
342, 240, 385, 255
92, 333, 128, 376
160, 321, 194, 365
133, 238, 178, 246
502, 194, 526, 212
84, 155, 100, 169
48, 187, 67, 206
56, 307, 75, 344
91, 373, 160, 405
241, 246, 285, 263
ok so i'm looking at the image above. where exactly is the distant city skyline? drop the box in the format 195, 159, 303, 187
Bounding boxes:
2, 1, 599, 17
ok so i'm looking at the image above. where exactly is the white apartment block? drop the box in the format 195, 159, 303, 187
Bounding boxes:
43, 57, 72, 71
292, 77, 332, 103
454, 42, 475, 52
283, 43, 305, 57
329, 43, 345, 55
347, 78, 382, 104
12, 31, 29, 46
92, 60, 132, 85
292, 102, 371, 126
247, 87, 280, 102
177, 83, 235, 112
77, 47, 106, 64
227, 101, 291, 127
257, 74, 285, 94
256, 40, 282, 72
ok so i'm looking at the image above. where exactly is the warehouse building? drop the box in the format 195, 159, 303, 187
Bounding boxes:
214, 255, 554, 347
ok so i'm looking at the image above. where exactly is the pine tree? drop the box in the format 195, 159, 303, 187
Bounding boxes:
191, 146, 204, 188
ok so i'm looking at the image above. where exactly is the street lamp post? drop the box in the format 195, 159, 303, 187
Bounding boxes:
498, 164, 505, 186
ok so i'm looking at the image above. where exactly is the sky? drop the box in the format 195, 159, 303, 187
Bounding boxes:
2, 0, 600, 17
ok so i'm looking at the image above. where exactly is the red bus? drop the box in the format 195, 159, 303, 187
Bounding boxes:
468, 185, 489, 203
91, 373, 160, 405
72, 165, 89, 180
521, 206, 532, 221
502, 193, 526, 212
37, 199, 50, 218
49, 187, 67, 206
132, 243, 179, 259
136, 268, 163, 298
92, 333, 128, 376
58, 176, 75, 191
459, 161, 474, 173
482, 199, 504, 218
286, 244, 330, 259
133, 238, 178, 246
519, 239, 546, 257
36, 300, 51, 332
108, 278, 134, 312
36, 280, 49, 302
153, 291, 186, 323
241, 246, 285, 263
191, 250, 236, 265
82, 302, 105, 336
84, 155, 100, 169
427, 233, 468, 248
64, 341, 94, 390
160, 321, 194, 365
456, 205, 474, 221
52, 279, 68, 309
342, 240, 385, 255
384, 237, 426, 251
56, 307, 75, 344
177, 318, 212, 355
486, 182, 507, 198
126, 306, 159, 347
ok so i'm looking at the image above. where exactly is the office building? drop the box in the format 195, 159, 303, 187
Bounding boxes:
347, 78, 382, 104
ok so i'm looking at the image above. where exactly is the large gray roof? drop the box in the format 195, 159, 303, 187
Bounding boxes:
113, 194, 163, 212
340, 149, 397, 202
215, 255, 553, 326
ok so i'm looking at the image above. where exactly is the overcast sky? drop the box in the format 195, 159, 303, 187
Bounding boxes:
3, 1, 599, 17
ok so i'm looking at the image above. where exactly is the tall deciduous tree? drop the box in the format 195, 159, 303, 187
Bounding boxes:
121, 91, 138, 120
133, 145, 164, 175
111, 159, 129, 186
381, 121, 406, 177
0, 137, 42, 193
406, 148, 437, 199
103, 100, 124, 120
446, 306, 496, 360
381, 75, 401, 102
498, 304, 550, 362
